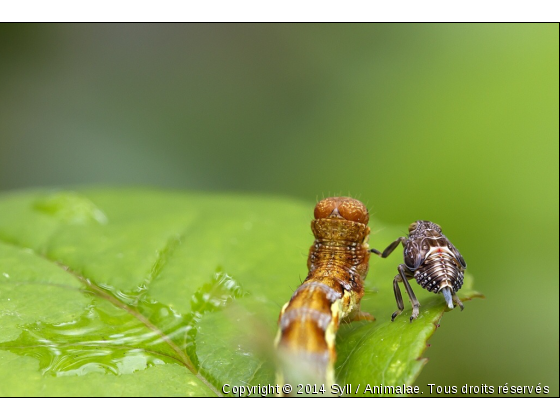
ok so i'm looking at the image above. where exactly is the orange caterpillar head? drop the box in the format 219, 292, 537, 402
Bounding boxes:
314, 197, 369, 225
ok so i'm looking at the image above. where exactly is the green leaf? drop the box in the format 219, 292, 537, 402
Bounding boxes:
0, 189, 481, 396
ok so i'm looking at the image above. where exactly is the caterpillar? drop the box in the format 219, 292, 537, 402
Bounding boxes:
275, 197, 374, 391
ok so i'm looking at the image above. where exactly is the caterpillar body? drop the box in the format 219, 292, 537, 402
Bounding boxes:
275, 197, 373, 391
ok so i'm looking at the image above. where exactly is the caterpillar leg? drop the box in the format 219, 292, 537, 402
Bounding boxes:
349, 310, 375, 322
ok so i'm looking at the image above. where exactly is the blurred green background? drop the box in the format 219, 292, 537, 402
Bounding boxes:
0, 23, 558, 396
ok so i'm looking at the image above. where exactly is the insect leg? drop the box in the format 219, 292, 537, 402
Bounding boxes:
452, 291, 464, 311
391, 274, 405, 321
397, 264, 420, 321
370, 237, 407, 258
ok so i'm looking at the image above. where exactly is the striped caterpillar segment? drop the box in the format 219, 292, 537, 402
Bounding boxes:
276, 197, 373, 389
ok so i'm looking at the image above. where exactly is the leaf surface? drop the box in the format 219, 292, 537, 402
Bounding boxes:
0, 189, 480, 396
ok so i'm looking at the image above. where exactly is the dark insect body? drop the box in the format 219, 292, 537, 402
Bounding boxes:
275, 197, 373, 389
372, 220, 466, 322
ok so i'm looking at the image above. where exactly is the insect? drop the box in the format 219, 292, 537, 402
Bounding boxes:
275, 197, 374, 389
371, 220, 466, 322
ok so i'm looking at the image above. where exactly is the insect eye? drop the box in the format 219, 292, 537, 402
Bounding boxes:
408, 222, 418, 232
404, 243, 422, 270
